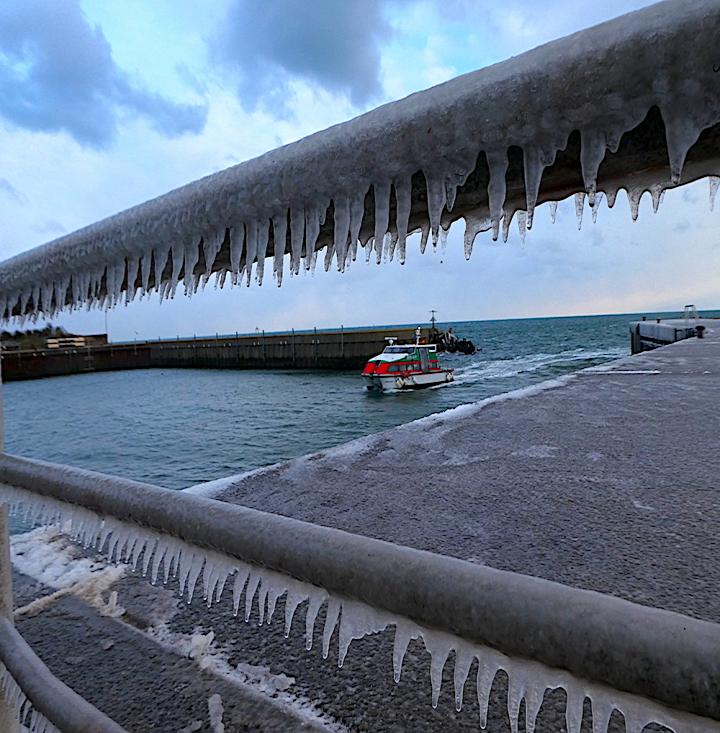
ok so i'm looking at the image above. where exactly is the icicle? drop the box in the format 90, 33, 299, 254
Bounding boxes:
183, 240, 200, 293
148, 247, 170, 294
169, 242, 184, 296
425, 175, 447, 244
591, 696, 614, 733
332, 196, 351, 272
650, 184, 664, 214
232, 568, 249, 616
422, 630, 453, 709
272, 214, 288, 286
419, 222, 430, 254
394, 178, 412, 265
244, 222, 258, 286
565, 681, 585, 733
476, 653, 498, 729
516, 211, 527, 244
549, 201, 558, 224
486, 151, 509, 241
322, 598, 341, 660
393, 621, 419, 683
373, 181, 391, 264
591, 191, 604, 224
574, 192, 586, 230
284, 587, 306, 637
501, 212, 511, 243
255, 219, 269, 286
347, 191, 365, 266
606, 188, 618, 209
289, 207, 305, 276
662, 110, 702, 185
126, 257, 140, 303
229, 223, 245, 282
581, 130, 607, 206
710, 176, 719, 212
202, 230, 225, 279
305, 591, 326, 651
627, 188, 642, 222
507, 671, 526, 733
524, 680, 545, 733
303, 207, 321, 271
463, 214, 491, 259
244, 574, 260, 622
453, 646, 474, 712
336, 600, 390, 668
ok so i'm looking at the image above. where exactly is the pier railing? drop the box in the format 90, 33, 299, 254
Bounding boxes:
0, 504, 126, 733
0, 453, 719, 732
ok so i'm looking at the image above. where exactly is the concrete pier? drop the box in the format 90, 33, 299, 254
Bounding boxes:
0, 326, 424, 382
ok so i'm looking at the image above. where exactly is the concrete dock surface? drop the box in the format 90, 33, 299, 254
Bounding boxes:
11, 326, 720, 732
209, 324, 720, 623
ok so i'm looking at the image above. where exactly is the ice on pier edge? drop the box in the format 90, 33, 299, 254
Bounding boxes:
0, 1, 719, 323
1, 485, 717, 733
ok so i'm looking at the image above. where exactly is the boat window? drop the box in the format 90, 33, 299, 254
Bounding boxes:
383, 346, 411, 353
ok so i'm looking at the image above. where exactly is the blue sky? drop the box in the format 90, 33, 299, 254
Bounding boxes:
1, 0, 718, 340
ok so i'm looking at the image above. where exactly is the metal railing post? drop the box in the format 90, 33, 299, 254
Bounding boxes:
0, 505, 19, 732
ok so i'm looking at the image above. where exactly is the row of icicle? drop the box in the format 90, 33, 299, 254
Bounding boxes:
3, 126, 719, 325
2, 483, 717, 733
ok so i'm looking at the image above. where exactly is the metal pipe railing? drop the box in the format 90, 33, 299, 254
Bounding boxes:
0, 616, 127, 733
0, 452, 718, 721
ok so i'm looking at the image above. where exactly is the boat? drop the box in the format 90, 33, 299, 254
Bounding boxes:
362, 332, 454, 391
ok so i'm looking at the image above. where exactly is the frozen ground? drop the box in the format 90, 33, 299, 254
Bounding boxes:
9, 328, 720, 731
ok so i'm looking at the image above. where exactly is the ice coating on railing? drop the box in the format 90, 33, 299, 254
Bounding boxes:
0, 663, 60, 733
0, 0, 718, 323
2, 484, 719, 733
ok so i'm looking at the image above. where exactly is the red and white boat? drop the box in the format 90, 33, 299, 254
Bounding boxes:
362, 335, 454, 392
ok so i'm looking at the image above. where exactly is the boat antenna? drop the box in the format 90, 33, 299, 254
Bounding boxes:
430, 309, 437, 331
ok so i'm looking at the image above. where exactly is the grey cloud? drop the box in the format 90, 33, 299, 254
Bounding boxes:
216, 0, 389, 114
0, 0, 207, 148
0, 177, 26, 204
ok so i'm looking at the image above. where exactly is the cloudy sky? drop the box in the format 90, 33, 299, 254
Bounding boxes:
1, 0, 717, 340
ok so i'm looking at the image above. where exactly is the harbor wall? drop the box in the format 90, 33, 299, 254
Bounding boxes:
0, 327, 426, 382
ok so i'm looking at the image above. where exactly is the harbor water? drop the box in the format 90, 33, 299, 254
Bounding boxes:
3, 312, 705, 490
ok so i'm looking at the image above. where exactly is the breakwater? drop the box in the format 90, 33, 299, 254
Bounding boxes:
0, 326, 425, 382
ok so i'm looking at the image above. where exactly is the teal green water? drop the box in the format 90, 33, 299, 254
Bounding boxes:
4, 312, 707, 490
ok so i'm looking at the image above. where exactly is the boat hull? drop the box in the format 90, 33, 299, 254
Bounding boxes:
364, 370, 454, 392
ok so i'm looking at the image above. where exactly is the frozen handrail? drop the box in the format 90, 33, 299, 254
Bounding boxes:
0, 0, 719, 321
0, 616, 127, 733
0, 453, 719, 722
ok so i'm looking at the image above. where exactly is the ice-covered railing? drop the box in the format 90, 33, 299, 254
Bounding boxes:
0, 617, 127, 733
0, 505, 126, 733
1, 455, 719, 732
1, 0, 719, 322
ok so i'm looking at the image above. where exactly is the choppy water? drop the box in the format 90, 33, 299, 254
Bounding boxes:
3, 312, 698, 490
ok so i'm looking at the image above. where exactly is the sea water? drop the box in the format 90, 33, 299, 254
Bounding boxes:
3, 312, 708, 490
